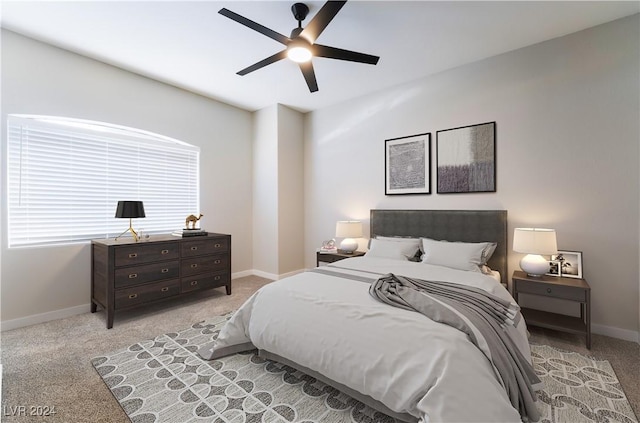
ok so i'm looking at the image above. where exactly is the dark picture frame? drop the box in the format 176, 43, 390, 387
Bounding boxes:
385, 133, 431, 195
436, 121, 496, 193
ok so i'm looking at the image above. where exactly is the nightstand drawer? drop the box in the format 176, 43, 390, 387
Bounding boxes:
181, 254, 228, 277
115, 279, 180, 309
516, 281, 585, 302
115, 242, 180, 266
114, 261, 180, 288
181, 237, 229, 257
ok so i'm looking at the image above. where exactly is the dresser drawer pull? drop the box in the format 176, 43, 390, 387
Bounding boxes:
129, 294, 138, 299
214, 243, 221, 248
191, 264, 198, 268
190, 280, 198, 286
161, 268, 169, 273
547, 288, 552, 294
161, 249, 169, 255
129, 273, 138, 279
191, 246, 198, 251
214, 260, 221, 264
161, 287, 169, 292
128, 253, 138, 258
214, 276, 221, 281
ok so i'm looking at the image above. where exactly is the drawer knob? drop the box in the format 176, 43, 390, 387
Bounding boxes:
547, 288, 552, 294
129, 253, 137, 258
191, 246, 198, 251
191, 264, 198, 268
161, 268, 169, 273
214, 260, 221, 264
161, 249, 169, 255
214, 276, 221, 281
214, 243, 221, 248
129, 294, 138, 299
129, 273, 138, 279
190, 280, 198, 286
161, 287, 169, 292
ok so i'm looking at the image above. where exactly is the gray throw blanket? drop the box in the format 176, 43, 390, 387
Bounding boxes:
370, 273, 541, 422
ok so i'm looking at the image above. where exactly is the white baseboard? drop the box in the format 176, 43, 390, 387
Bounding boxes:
1, 303, 90, 332
592, 323, 640, 344
250, 269, 304, 281
231, 270, 255, 279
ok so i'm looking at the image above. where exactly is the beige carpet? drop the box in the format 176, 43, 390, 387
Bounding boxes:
2, 275, 639, 422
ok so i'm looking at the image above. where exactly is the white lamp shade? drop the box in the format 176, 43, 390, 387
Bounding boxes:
513, 228, 557, 255
335, 221, 363, 238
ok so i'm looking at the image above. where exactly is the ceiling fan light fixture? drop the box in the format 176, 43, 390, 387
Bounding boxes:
287, 45, 312, 63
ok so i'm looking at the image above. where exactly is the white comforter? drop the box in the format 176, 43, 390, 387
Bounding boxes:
209, 257, 530, 423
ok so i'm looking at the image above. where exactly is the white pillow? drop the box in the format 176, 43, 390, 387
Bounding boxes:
365, 238, 420, 261
421, 238, 493, 272
375, 235, 423, 258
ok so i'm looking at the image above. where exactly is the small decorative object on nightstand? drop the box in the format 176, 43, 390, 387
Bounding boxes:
512, 270, 591, 349
317, 250, 365, 267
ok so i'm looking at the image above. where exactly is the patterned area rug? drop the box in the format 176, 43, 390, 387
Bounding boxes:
92, 314, 638, 423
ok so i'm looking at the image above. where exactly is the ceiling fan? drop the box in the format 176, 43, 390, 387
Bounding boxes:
219, 1, 380, 93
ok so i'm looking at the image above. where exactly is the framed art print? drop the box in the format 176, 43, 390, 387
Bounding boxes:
553, 250, 583, 279
436, 121, 496, 193
546, 260, 561, 277
385, 133, 431, 195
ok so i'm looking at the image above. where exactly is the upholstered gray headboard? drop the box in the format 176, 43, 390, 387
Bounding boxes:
370, 209, 508, 285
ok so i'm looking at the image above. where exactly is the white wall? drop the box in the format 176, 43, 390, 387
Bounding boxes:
252, 105, 279, 275
1, 30, 254, 326
277, 105, 305, 275
252, 104, 305, 278
304, 15, 640, 340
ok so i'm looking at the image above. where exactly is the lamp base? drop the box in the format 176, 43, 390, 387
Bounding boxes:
115, 218, 139, 242
339, 238, 358, 254
520, 254, 549, 277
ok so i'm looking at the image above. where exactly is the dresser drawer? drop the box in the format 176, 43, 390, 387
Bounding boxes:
115, 279, 180, 309
114, 261, 180, 288
181, 254, 228, 277
181, 237, 229, 258
115, 242, 180, 266
516, 281, 586, 302
181, 271, 230, 293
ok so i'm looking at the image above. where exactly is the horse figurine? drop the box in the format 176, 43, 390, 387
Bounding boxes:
185, 213, 203, 230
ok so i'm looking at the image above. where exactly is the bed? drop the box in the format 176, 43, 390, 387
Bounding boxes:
198, 210, 538, 422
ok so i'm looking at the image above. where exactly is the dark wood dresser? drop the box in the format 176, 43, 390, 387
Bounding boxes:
91, 233, 231, 328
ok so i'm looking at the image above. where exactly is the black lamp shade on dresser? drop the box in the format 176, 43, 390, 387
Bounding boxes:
115, 201, 146, 218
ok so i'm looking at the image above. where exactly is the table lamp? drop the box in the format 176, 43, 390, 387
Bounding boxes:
115, 201, 146, 242
513, 228, 557, 276
335, 220, 362, 253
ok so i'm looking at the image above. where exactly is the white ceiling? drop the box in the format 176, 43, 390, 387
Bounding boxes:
1, 1, 638, 112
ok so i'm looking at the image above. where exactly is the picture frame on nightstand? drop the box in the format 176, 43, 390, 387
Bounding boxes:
546, 260, 561, 277
550, 250, 583, 279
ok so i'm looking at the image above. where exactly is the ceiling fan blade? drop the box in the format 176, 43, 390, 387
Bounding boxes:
219, 8, 290, 45
299, 1, 347, 43
237, 50, 288, 75
299, 61, 319, 93
313, 44, 379, 65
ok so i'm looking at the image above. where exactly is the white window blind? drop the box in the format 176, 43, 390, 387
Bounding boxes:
7, 115, 200, 247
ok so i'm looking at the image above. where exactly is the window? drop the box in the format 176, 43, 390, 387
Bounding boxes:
7, 115, 200, 247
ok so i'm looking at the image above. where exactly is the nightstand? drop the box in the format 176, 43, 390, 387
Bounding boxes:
512, 270, 591, 349
316, 250, 365, 267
